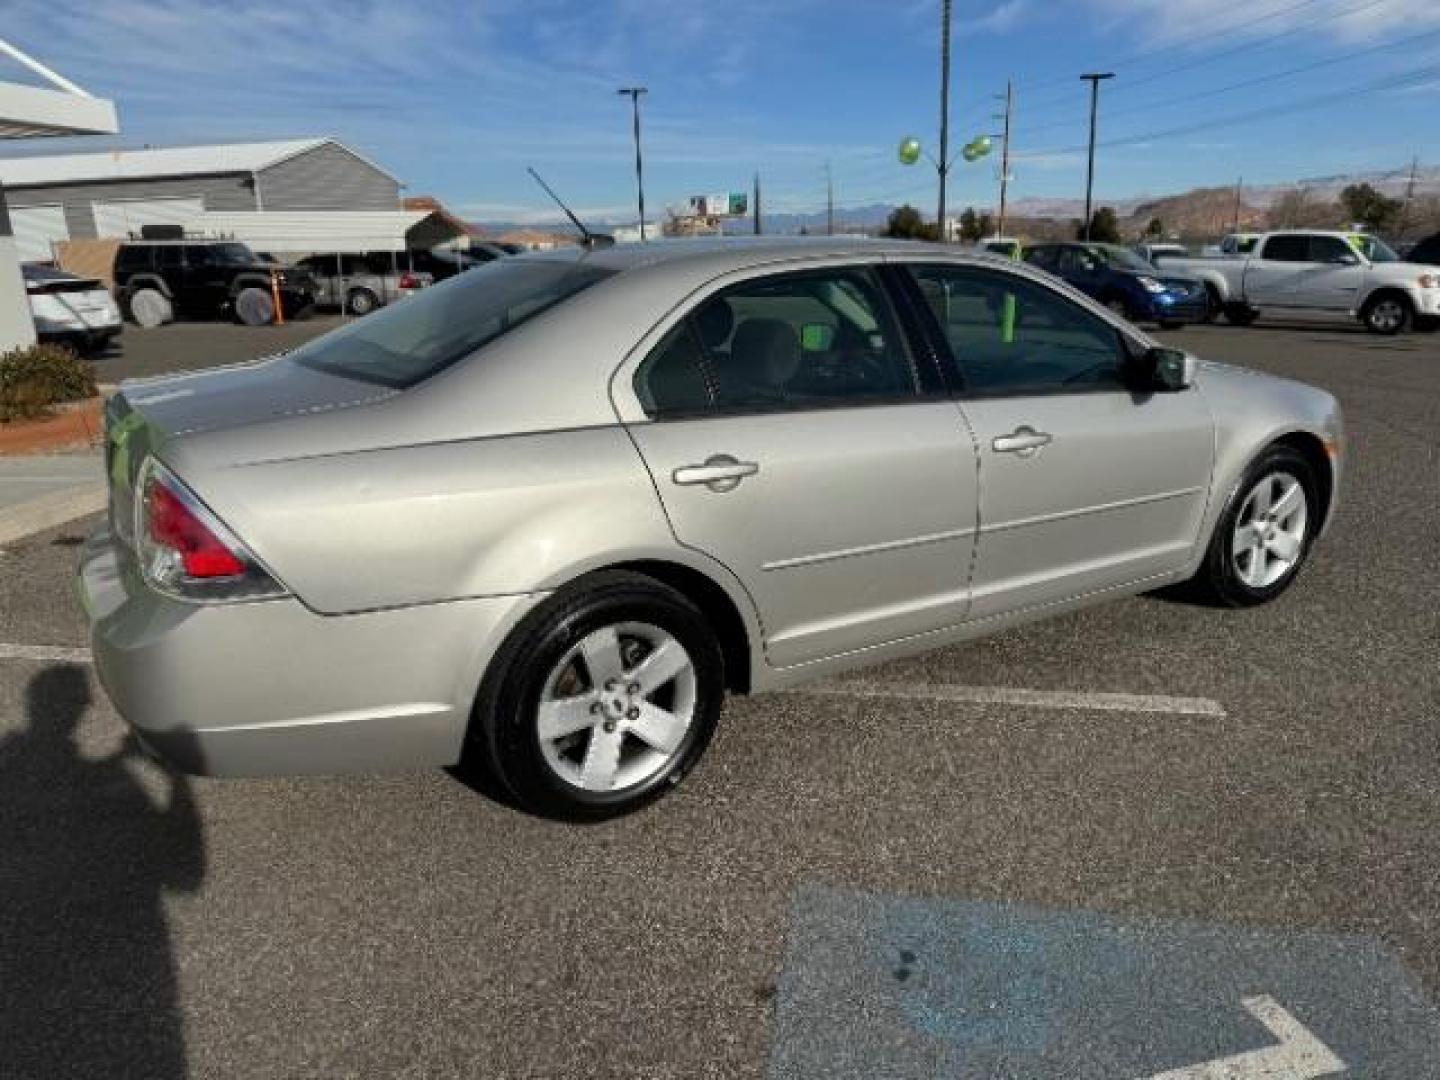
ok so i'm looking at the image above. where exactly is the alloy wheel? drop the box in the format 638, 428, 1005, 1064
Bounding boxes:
536, 621, 697, 792
1231, 471, 1309, 589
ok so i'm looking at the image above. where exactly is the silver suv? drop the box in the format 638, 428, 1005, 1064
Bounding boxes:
80, 239, 1342, 819
295, 252, 433, 316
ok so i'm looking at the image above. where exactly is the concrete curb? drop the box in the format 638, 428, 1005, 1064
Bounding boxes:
0, 484, 106, 547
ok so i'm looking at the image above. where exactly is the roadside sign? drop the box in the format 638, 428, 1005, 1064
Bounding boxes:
771, 887, 1440, 1078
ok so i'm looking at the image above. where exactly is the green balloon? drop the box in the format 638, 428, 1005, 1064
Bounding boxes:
962, 143, 981, 163
898, 137, 922, 166
973, 135, 993, 156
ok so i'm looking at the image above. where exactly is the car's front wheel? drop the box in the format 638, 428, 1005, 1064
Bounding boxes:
1192, 446, 1319, 607
1362, 292, 1412, 335
467, 571, 724, 820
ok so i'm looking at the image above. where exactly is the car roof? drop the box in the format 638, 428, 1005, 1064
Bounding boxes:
522, 235, 963, 274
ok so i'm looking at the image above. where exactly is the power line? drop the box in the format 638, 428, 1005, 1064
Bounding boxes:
1016, 0, 1333, 93
1014, 58, 1440, 160
1018, 20, 1440, 139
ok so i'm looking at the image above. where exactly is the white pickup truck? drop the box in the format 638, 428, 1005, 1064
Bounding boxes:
1153, 230, 1440, 334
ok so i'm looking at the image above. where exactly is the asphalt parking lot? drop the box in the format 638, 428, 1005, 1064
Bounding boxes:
2, 314, 1438, 1077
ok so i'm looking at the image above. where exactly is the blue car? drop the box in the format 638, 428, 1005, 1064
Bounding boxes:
1024, 242, 1209, 328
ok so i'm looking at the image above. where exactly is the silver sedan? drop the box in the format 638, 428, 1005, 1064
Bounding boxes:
79, 239, 1343, 819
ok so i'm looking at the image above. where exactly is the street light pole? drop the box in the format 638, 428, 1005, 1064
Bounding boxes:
1080, 72, 1113, 241
617, 86, 648, 241
937, 0, 952, 239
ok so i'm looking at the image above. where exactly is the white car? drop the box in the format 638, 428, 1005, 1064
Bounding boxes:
24, 264, 122, 353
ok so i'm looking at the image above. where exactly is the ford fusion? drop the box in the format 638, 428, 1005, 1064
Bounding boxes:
80, 239, 1343, 819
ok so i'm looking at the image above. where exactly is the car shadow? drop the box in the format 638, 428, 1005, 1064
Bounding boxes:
0, 664, 205, 1079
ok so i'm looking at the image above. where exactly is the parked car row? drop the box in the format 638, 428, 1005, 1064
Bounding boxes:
974, 228, 1440, 335
18, 236, 519, 347
1153, 230, 1440, 335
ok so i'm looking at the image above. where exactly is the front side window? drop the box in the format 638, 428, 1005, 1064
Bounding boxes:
156, 246, 184, 270
907, 264, 1125, 396
1309, 236, 1355, 264
290, 256, 614, 388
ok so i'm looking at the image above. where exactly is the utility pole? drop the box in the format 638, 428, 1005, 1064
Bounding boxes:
995, 80, 1014, 240
825, 161, 835, 236
1401, 155, 1419, 237
753, 171, 762, 235
617, 86, 648, 240
1232, 177, 1243, 233
1080, 72, 1114, 241
937, 0, 953, 239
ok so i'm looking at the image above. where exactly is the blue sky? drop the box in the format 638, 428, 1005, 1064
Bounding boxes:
6, 0, 1440, 223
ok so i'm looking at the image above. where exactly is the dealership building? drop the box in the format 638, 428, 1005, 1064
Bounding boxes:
0, 137, 404, 263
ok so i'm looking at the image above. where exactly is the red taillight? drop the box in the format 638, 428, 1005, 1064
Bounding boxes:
147, 481, 245, 578
135, 459, 287, 602
398, 272, 419, 290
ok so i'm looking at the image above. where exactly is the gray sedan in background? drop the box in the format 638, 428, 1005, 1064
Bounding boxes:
80, 239, 1343, 819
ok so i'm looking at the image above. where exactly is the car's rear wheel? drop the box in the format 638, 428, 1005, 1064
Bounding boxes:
467, 571, 724, 820
234, 287, 275, 326
346, 288, 378, 317
1192, 446, 1319, 607
128, 287, 172, 329
1362, 292, 1412, 335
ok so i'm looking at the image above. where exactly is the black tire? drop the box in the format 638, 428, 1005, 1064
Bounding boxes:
233, 287, 275, 326
346, 288, 378, 317
1225, 304, 1259, 327
1191, 445, 1319, 608
465, 570, 725, 821
1201, 284, 1222, 324
1361, 292, 1412, 335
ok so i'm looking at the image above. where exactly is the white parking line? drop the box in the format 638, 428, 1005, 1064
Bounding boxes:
790, 680, 1227, 718
0, 644, 93, 664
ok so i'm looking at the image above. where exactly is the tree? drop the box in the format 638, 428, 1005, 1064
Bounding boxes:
1078, 207, 1122, 243
1340, 183, 1402, 234
978, 212, 996, 239
883, 204, 939, 241
1146, 217, 1165, 238
958, 208, 981, 242
1269, 188, 1343, 230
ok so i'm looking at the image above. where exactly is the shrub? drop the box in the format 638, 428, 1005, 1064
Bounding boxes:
0, 342, 98, 423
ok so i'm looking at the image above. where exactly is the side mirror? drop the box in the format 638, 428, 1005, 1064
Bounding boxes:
1334, 253, 1361, 266
1149, 346, 1197, 391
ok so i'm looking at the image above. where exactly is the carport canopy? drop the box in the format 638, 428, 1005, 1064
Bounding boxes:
182, 210, 466, 255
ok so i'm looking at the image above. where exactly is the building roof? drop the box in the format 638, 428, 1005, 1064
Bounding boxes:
183, 210, 465, 254
0, 137, 338, 187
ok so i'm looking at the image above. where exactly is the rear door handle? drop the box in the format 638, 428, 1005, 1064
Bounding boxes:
992, 427, 1053, 458
673, 455, 759, 493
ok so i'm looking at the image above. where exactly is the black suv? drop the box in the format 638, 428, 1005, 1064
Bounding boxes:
113, 241, 316, 327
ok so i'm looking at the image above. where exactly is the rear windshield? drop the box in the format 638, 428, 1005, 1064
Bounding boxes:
289, 257, 614, 388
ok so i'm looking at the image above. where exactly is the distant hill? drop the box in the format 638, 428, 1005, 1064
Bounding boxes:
469, 161, 1440, 239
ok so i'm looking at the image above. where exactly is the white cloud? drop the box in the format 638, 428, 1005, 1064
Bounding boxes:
969, 0, 1030, 34
1084, 0, 1440, 45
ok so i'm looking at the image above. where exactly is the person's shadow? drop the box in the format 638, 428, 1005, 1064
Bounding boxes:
0, 664, 204, 1079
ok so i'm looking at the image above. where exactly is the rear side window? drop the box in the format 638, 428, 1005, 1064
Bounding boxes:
1261, 236, 1310, 262
290, 257, 614, 388
634, 324, 712, 418
907, 264, 1124, 396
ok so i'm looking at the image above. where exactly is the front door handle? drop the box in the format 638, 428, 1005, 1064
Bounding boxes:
673, 455, 759, 493
992, 427, 1053, 458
